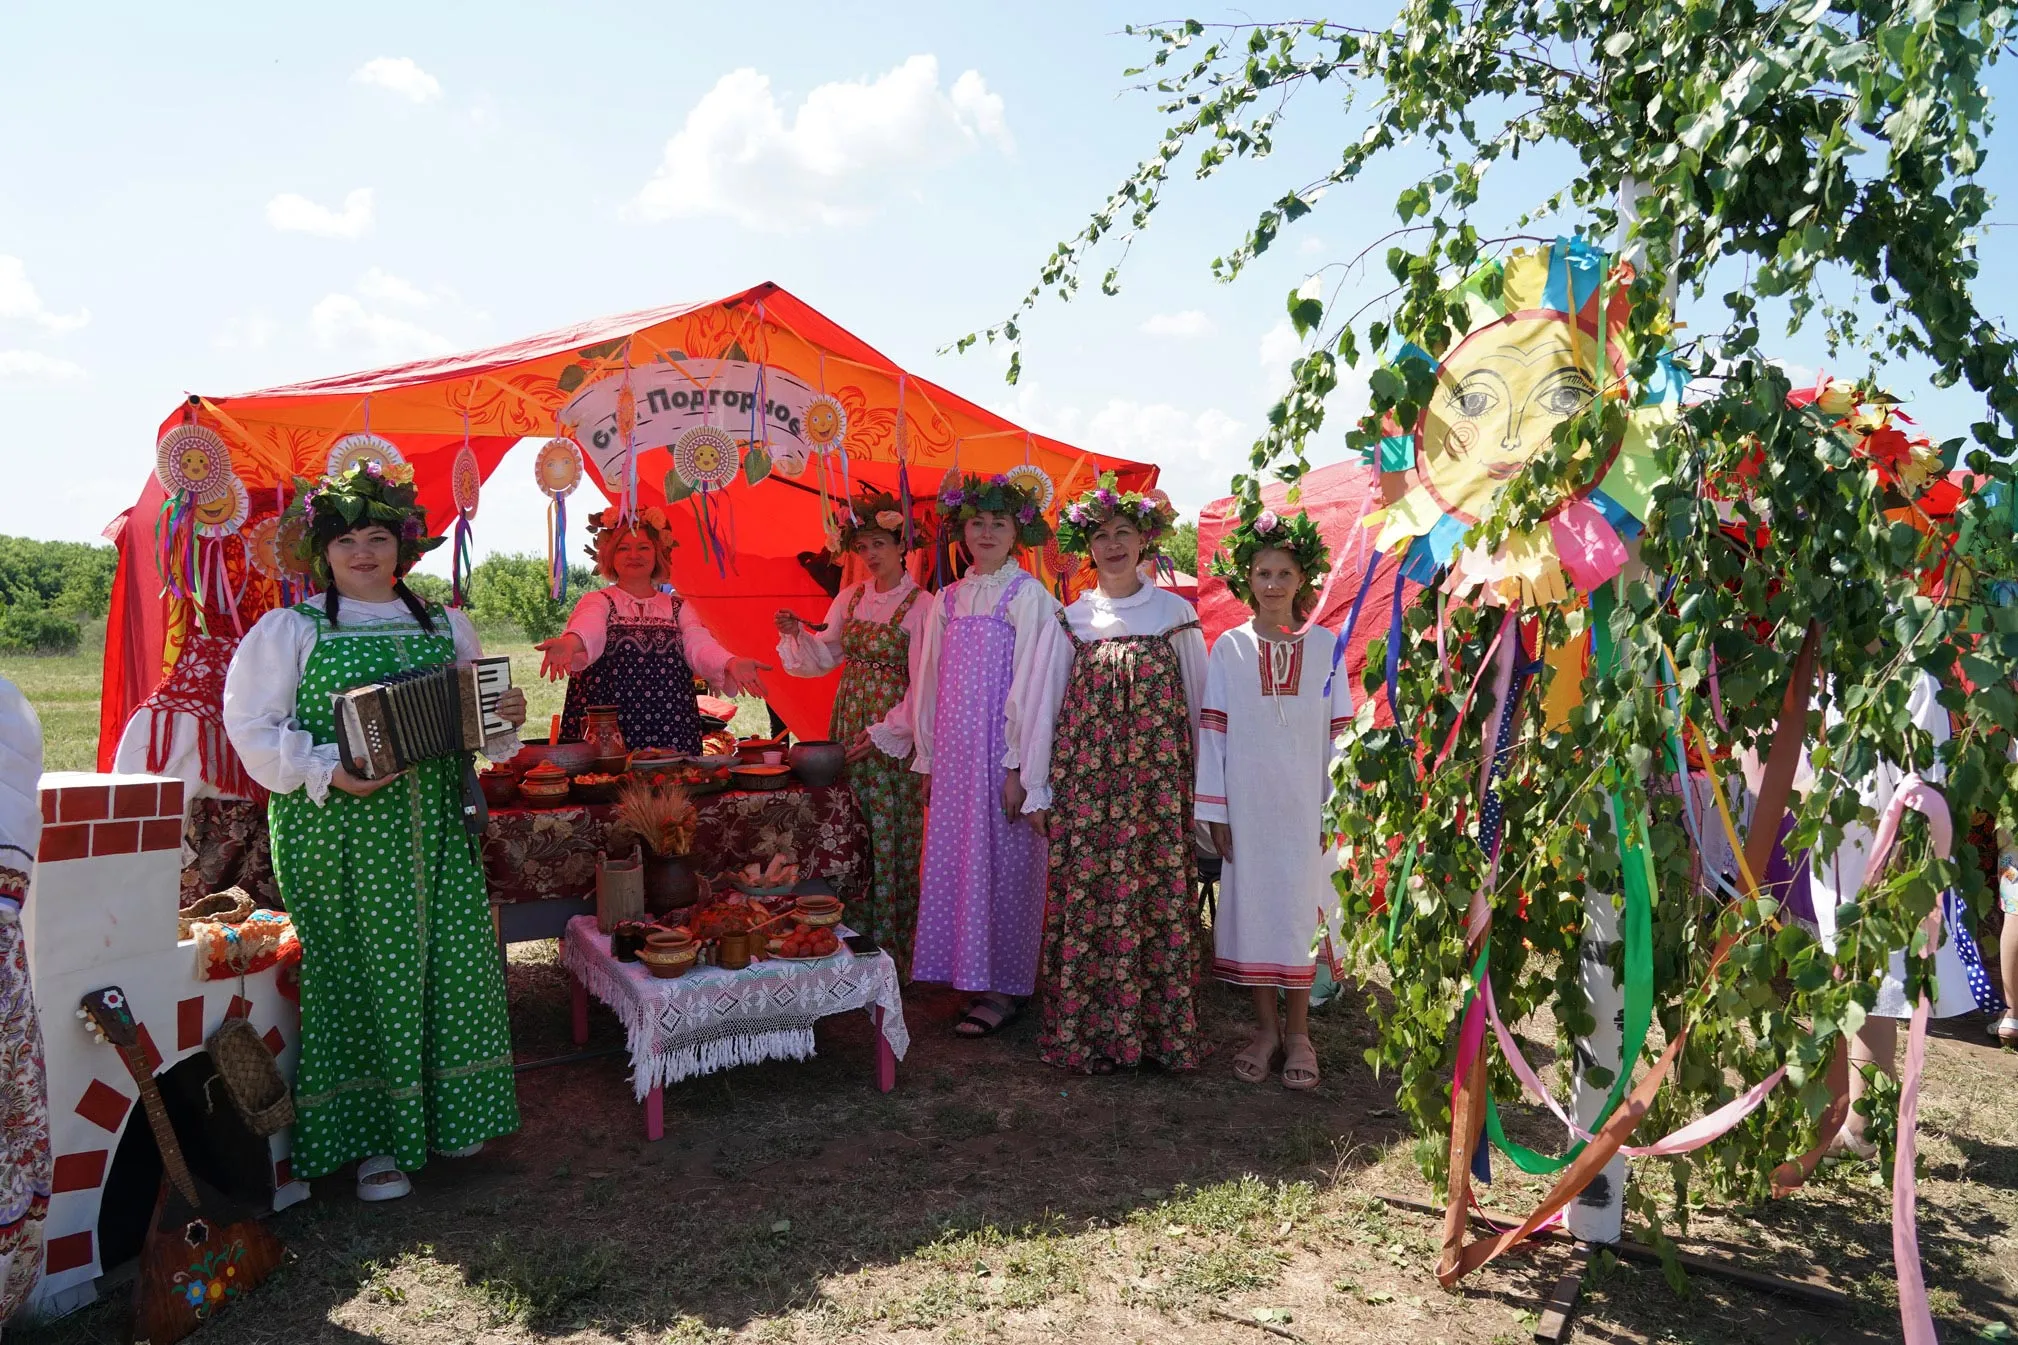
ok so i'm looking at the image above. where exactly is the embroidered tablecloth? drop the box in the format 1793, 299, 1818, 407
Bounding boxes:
481, 783, 871, 907
558, 915, 908, 1098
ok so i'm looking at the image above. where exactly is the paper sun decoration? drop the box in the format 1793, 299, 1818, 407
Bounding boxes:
802, 395, 847, 453
326, 433, 406, 480
1360, 236, 1681, 609
535, 436, 584, 499
1001, 463, 1056, 513
671, 425, 742, 494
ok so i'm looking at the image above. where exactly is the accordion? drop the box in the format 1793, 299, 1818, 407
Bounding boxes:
332, 657, 514, 780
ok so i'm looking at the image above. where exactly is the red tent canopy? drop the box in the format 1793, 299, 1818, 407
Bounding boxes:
1197, 459, 1417, 726
101, 283, 1155, 764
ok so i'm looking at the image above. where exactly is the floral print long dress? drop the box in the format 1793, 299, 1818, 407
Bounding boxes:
831, 585, 927, 977
1036, 613, 1205, 1073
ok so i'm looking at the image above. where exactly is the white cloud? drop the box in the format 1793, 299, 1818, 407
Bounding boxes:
630, 55, 1013, 231
0, 349, 85, 381
353, 57, 442, 103
0, 257, 88, 333
1081, 400, 1250, 517
1138, 310, 1215, 339
310, 293, 453, 361
356, 267, 434, 307
1298, 235, 1327, 256
214, 314, 277, 351
266, 188, 375, 239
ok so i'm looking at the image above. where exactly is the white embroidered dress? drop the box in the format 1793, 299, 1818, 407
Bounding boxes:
1195, 621, 1354, 988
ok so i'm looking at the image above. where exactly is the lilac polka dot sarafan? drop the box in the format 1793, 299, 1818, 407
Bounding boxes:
912, 576, 1048, 996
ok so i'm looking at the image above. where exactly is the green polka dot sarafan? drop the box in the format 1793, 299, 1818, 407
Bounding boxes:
267, 602, 519, 1179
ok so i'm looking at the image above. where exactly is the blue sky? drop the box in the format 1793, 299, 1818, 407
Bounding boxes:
2, 3, 2011, 570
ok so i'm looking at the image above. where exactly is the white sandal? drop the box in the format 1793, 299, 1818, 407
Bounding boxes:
437, 1141, 485, 1159
356, 1154, 411, 1202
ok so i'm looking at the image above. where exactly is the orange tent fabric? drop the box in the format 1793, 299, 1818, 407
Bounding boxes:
100, 283, 1153, 764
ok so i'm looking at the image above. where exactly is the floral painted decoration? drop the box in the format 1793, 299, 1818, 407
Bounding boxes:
284, 460, 440, 580
1208, 508, 1329, 608
937, 471, 1053, 547
833, 486, 927, 554
1055, 472, 1177, 555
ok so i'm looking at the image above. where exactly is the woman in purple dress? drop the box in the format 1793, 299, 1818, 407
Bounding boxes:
910, 474, 1072, 1036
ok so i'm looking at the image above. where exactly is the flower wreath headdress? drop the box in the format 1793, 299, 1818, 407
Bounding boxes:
285, 461, 439, 581
1208, 508, 1329, 608
584, 503, 677, 561
937, 471, 1053, 548
1055, 472, 1177, 555
832, 486, 924, 556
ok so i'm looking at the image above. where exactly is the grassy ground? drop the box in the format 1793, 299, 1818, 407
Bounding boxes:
6, 622, 2017, 1342
11, 959, 2018, 1345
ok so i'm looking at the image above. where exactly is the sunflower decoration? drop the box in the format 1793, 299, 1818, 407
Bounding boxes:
1358, 236, 1679, 609
832, 485, 927, 555
1209, 508, 1330, 609
937, 471, 1053, 548
1056, 472, 1177, 555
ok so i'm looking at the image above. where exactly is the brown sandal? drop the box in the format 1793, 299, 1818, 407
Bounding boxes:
1232, 1030, 1282, 1084
1282, 1034, 1319, 1091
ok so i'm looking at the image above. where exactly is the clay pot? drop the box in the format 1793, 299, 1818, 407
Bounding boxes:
583, 706, 628, 765
788, 740, 846, 788
641, 852, 698, 916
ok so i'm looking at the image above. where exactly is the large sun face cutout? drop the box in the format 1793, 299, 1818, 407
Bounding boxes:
1363, 238, 1678, 609
1416, 311, 1622, 526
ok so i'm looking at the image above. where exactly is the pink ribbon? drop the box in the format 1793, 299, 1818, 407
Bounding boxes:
1867, 773, 1947, 1345
1482, 975, 1786, 1157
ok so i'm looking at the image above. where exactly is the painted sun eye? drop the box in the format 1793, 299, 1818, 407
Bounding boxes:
1450, 385, 1495, 419
1540, 382, 1590, 416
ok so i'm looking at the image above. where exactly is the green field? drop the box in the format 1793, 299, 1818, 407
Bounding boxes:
0, 620, 768, 773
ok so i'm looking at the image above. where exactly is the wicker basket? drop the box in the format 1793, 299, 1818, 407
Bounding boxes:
179, 887, 255, 942
205, 1016, 294, 1137
597, 846, 646, 932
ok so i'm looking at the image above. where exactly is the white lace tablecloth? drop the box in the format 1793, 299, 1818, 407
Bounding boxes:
559, 915, 909, 1099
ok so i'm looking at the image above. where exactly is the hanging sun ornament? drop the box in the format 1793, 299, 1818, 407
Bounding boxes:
156, 422, 232, 499
667, 424, 742, 574
193, 476, 249, 539
450, 442, 482, 607
244, 516, 283, 581
536, 435, 584, 602
152, 420, 245, 617
1002, 463, 1056, 514
672, 425, 741, 493
1359, 236, 1680, 610
326, 433, 406, 480
802, 395, 847, 455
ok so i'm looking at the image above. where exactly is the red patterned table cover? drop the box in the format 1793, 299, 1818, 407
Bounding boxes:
479, 783, 871, 907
